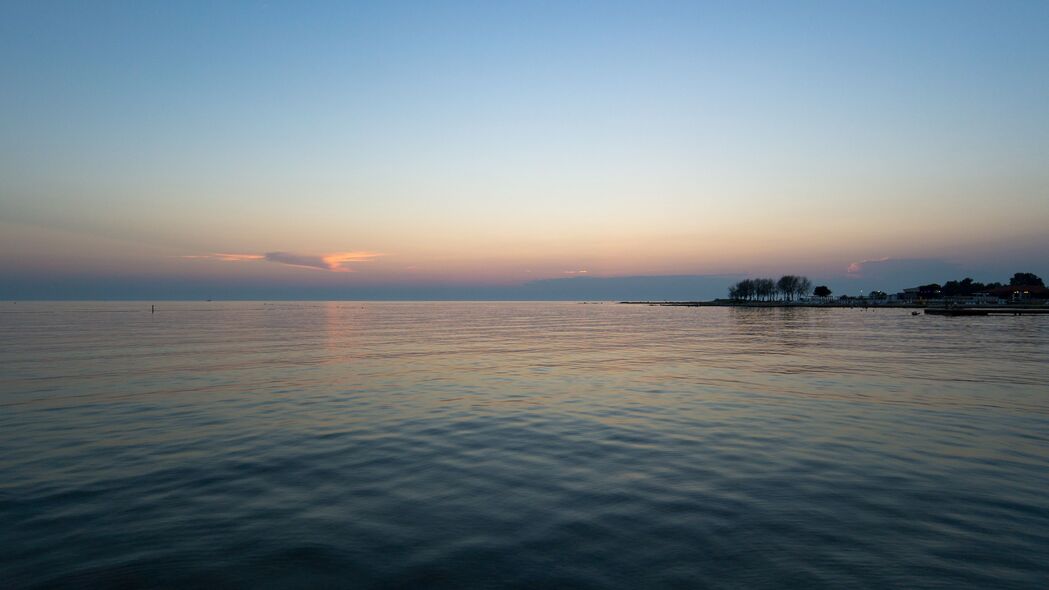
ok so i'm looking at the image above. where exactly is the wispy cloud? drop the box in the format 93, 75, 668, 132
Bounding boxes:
180, 253, 264, 262
847, 257, 890, 275
184, 251, 382, 272
563, 270, 589, 275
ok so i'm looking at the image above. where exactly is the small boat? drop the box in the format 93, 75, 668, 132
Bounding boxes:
911, 311, 920, 316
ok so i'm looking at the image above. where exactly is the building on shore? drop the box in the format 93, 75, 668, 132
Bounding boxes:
895, 285, 942, 302
990, 285, 1049, 302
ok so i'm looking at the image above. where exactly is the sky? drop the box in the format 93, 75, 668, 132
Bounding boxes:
2, 1, 1047, 299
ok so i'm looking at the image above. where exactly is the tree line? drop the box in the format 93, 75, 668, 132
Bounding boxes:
916, 272, 1044, 297
728, 275, 814, 301
727, 271, 1043, 303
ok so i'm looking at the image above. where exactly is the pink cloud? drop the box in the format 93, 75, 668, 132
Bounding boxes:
186, 251, 382, 272
847, 257, 890, 275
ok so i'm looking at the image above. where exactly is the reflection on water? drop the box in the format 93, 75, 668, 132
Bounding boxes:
1, 302, 1047, 588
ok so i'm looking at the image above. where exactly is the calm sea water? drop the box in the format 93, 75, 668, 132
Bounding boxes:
1, 302, 1047, 589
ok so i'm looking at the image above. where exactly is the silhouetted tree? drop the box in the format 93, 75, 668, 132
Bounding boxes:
730, 275, 814, 302
941, 277, 1005, 296
795, 277, 812, 299
775, 275, 811, 301
729, 278, 758, 301
943, 277, 988, 296
813, 285, 832, 298
756, 278, 776, 301
942, 279, 965, 296
742, 278, 756, 300
1010, 272, 1044, 287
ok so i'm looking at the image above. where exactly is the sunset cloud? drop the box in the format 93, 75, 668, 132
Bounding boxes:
847, 257, 890, 275
180, 253, 264, 262
185, 251, 382, 272
217, 253, 266, 262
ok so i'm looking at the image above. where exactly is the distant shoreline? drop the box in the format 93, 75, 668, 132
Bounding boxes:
620, 301, 918, 308
619, 300, 1049, 310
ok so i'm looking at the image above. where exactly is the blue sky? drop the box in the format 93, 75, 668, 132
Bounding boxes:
1, 1, 1047, 299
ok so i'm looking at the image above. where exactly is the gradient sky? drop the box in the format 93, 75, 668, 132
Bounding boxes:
2, 1, 1047, 298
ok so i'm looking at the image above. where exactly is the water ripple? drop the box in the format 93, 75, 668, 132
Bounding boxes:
1, 302, 1047, 589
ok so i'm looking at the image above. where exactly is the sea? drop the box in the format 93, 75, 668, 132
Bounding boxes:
1, 301, 1047, 589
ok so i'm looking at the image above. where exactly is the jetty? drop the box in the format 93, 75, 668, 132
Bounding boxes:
619, 301, 1049, 316
924, 308, 1049, 316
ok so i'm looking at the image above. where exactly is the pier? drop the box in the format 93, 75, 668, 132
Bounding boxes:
924, 308, 1049, 316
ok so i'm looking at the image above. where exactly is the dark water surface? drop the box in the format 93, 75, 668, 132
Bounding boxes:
2, 302, 1047, 589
